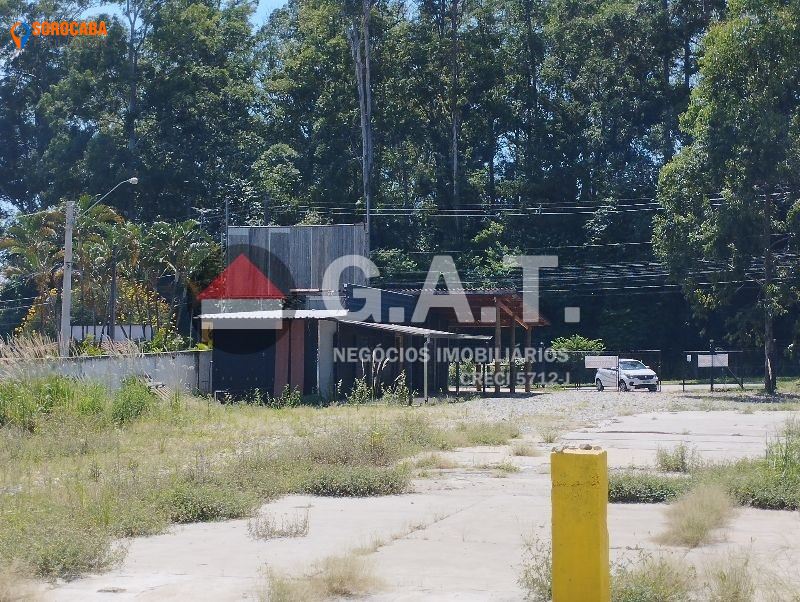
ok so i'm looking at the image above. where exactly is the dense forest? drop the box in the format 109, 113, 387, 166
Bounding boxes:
2, 0, 800, 381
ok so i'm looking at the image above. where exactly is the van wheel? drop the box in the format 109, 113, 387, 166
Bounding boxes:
596, 379, 604, 391
619, 380, 629, 392
647, 385, 657, 392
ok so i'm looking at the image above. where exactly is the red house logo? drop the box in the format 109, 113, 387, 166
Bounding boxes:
198, 254, 285, 301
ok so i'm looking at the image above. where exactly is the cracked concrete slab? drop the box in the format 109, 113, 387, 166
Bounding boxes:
38, 408, 800, 601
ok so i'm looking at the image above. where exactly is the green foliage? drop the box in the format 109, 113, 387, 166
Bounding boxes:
380, 372, 410, 405
373, 249, 418, 280
609, 471, 692, 503
347, 376, 373, 405
655, 443, 701, 473
452, 421, 521, 446
111, 378, 156, 425
270, 385, 302, 409
0, 510, 122, 580
143, 328, 188, 353
75, 335, 104, 357
614, 421, 800, 510
654, 0, 800, 364
518, 537, 552, 602
612, 555, 695, 602
550, 335, 606, 352
302, 466, 409, 497
158, 480, 257, 523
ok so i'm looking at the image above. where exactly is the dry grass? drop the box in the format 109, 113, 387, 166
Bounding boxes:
656, 483, 735, 547
0, 562, 38, 602
413, 453, 459, 469
265, 553, 381, 601
247, 511, 309, 540
511, 442, 540, 457
0, 376, 520, 582
701, 552, 755, 602
537, 424, 561, 444
612, 554, 695, 602
478, 459, 520, 474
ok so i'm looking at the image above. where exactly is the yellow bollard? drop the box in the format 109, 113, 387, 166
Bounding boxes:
551, 447, 610, 602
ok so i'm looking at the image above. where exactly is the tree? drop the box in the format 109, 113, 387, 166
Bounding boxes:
654, 0, 800, 393
0, 209, 63, 333
346, 0, 376, 252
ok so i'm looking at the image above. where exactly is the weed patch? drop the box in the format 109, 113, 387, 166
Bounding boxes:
511, 442, 540, 457
612, 554, 695, 602
265, 553, 381, 600
413, 453, 458, 469
0, 377, 523, 582
302, 465, 409, 497
655, 442, 701, 473
702, 552, 755, 602
248, 511, 309, 540
609, 471, 692, 503
656, 483, 735, 548
158, 480, 257, 523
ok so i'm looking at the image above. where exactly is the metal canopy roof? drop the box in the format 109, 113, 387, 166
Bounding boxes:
198, 309, 348, 320
333, 318, 491, 340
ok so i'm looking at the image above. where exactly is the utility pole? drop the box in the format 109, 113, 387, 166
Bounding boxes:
224, 197, 230, 251
59, 201, 75, 357
709, 339, 715, 392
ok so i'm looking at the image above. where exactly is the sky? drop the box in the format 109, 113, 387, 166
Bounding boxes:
87, 0, 286, 27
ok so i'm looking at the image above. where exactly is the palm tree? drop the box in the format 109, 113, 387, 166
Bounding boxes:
0, 207, 63, 333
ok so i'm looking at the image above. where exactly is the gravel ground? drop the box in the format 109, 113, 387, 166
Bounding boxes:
456, 388, 800, 433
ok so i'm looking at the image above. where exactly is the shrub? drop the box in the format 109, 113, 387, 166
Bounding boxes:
413, 453, 458, 469
72, 381, 108, 416
270, 385, 301, 409
157, 480, 256, 523
609, 471, 692, 503
511, 443, 540, 457
347, 376, 373, 405
612, 554, 695, 602
0, 507, 122, 580
702, 552, 755, 602
0, 376, 78, 432
518, 537, 551, 601
381, 372, 410, 405
550, 335, 605, 351
656, 483, 735, 548
700, 459, 800, 510
655, 442, 701, 473
302, 466, 409, 496
111, 377, 155, 425
314, 554, 381, 597
537, 425, 561, 444
765, 418, 800, 476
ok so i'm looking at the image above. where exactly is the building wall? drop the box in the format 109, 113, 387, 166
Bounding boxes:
227, 224, 367, 293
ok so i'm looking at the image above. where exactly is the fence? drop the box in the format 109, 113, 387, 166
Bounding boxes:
557, 350, 663, 389
0, 350, 212, 394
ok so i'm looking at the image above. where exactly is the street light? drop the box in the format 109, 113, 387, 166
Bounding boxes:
84, 177, 139, 214
59, 177, 139, 356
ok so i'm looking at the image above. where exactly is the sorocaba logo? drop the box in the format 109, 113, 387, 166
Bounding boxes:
9, 22, 31, 49
10, 19, 107, 50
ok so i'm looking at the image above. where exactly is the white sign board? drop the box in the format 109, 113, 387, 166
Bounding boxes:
585, 355, 619, 369
697, 353, 728, 368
